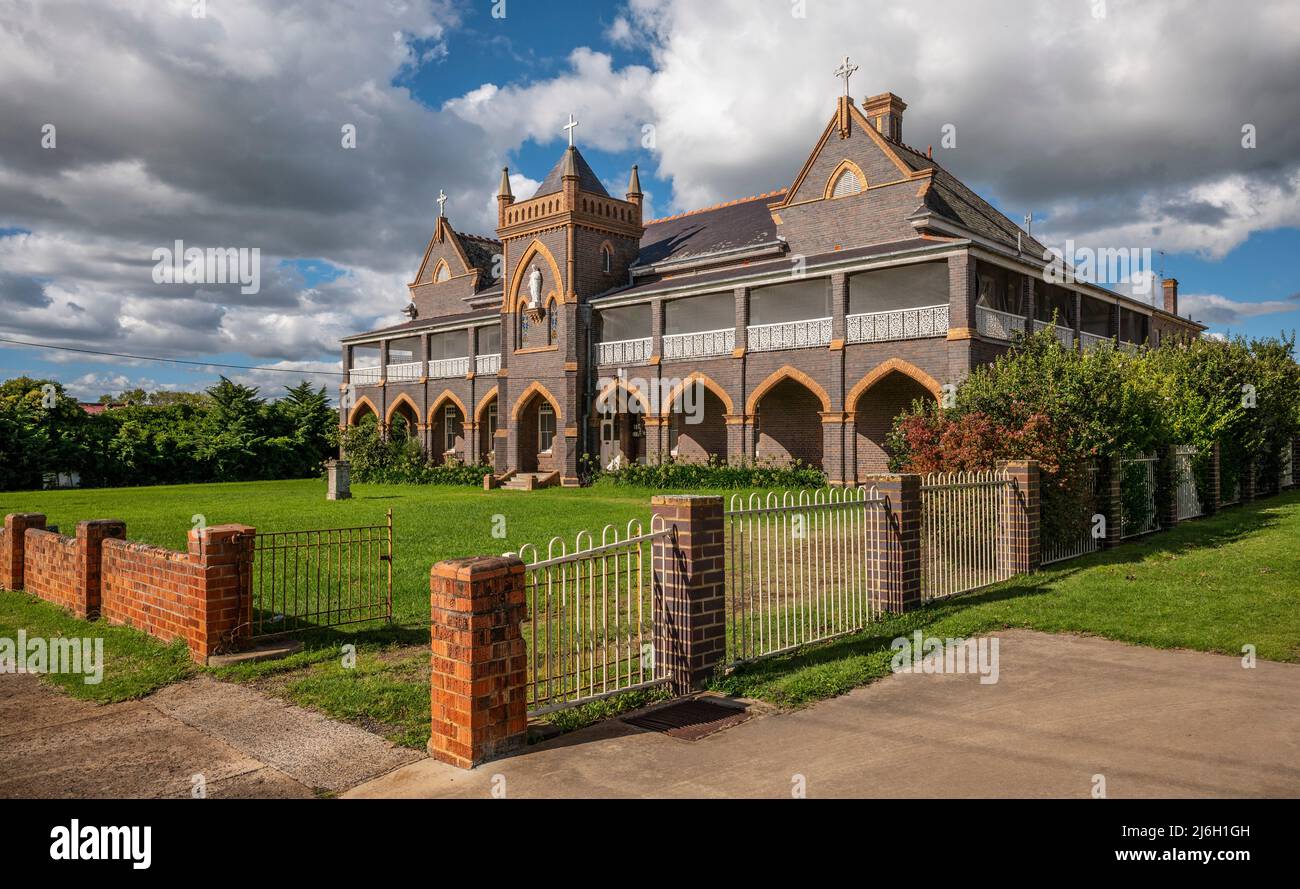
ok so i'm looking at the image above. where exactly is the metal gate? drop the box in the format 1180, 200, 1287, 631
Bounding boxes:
1174, 445, 1203, 520
920, 471, 1013, 600
250, 510, 393, 638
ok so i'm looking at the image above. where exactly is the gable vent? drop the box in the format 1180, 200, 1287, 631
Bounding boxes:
832, 168, 862, 197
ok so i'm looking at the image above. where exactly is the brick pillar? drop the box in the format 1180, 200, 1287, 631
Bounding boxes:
1156, 446, 1179, 528
1204, 443, 1222, 514
829, 273, 848, 344
1098, 457, 1124, 547
821, 415, 848, 485
998, 461, 1040, 574
643, 416, 666, 465
428, 555, 528, 768
651, 495, 726, 694
1292, 436, 1300, 489
1241, 455, 1257, 502
187, 524, 254, 661
76, 519, 125, 618
861, 474, 922, 612
650, 298, 664, 359
733, 286, 750, 352
1, 513, 45, 590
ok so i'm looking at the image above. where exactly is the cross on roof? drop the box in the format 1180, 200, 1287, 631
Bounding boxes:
437, 189, 447, 217
834, 56, 859, 97
564, 113, 579, 147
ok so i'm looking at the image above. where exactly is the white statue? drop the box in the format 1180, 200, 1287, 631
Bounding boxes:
527, 267, 542, 308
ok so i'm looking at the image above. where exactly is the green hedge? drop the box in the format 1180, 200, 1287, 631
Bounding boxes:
593, 455, 827, 490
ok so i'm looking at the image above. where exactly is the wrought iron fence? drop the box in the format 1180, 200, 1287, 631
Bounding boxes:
1174, 445, 1203, 520
515, 521, 670, 716
1041, 461, 1102, 565
1119, 454, 1160, 537
250, 511, 393, 639
846, 304, 948, 343
920, 471, 1013, 600
746, 317, 832, 352
725, 487, 886, 664
596, 337, 652, 365
662, 327, 734, 360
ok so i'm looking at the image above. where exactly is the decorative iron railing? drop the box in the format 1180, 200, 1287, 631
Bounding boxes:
1078, 330, 1111, 351
975, 305, 1026, 341
746, 317, 832, 352
1281, 442, 1294, 489
385, 361, 423, 382
597, 336, 653, 365
427, 356, 469, 379
846, 304, 948, 343
1032, 319, 1075, 348
475, 352, 501, 375
725, 487, 887, 664
920, 471, 1014, 600
662, 328, 734, 360
349, 365, 382, 386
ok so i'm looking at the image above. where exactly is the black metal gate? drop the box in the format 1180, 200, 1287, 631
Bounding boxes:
250, 510, 393, 638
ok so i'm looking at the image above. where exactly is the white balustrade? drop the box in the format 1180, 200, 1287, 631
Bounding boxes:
1078, 330, 1111, 351
597, 337, 653, 365
1032, 319, 1075, 348
975, 305, 1026, 341
846, 304, 948, 343
427, 356, 469, 379
746, 317, 832, 352
662, 328, 735, 360
475, 353, 501, 375
385, 361, 424, 382
349, 365, 382, 386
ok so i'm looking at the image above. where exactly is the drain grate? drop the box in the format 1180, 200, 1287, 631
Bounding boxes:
622, 699, 750, 740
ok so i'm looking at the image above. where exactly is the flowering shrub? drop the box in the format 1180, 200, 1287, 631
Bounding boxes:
596, 455, 827, 490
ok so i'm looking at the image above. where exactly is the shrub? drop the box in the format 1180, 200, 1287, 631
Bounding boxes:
332, 419, 490, 485
596, 455, 827, 490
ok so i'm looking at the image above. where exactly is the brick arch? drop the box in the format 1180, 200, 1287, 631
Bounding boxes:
510, 381, 562, 423
426, 389, 468, 423
847, 358, 943, 407
347, 395, 380, 425
660, 372, 735, 417
823, 158, 867, 200
384, 392, 421, 426
474, 386, 498, 424
505, 239, 565, 311
746, 365, 832, 415
595, 376, 650, 415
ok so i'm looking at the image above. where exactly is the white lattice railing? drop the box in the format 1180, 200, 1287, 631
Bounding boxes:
427, 356, 469, 379
1078, 330, 1111, 351
746, 317, 832, 352
350, 365, 381, 386
975, 305, 1026, 341
663, 328, 734, 360
846, 304, 948, 343
475, 353, 501, 375
1032, 319, 1075, 348
385, 361, 423, 382
597, 336, 653, 365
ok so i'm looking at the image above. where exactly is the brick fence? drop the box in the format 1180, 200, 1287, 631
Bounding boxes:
0, 513, 253, 664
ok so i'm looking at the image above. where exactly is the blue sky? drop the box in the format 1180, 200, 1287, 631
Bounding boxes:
1, 0, 1297, 401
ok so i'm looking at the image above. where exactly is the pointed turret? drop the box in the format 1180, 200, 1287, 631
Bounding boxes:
497, 166, 514, 228
625, 164, 643, 223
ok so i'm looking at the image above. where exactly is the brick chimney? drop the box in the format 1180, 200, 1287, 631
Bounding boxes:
1162, 277, 1178, 315
863, 92, 907, 143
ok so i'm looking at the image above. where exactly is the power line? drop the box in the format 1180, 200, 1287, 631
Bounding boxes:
0, 335, 344, 377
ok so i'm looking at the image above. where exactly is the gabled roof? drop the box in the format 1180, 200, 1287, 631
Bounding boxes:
532, 146, 609, 198
411, 216, 501, 293
636, 191, 786, 267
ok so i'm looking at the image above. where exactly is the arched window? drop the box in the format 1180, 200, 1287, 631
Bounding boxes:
546, 298, 558, 345
831, 168, 862, 197
443, 404, 459, 453
538, 403, 556, 453
434, 260, 451, 282
601, 244, 613, 274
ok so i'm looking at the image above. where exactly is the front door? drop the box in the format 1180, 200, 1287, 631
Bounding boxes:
599, 415, 618, 468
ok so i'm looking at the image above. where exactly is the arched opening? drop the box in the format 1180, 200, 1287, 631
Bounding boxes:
595, 380, 648, 469
754, 378, 824, 468
663, 375, 729, 464
348, 398, 379, 427
477, 392, 499, 463
515, 388, 561, 474
387, 398, 419, 441
427, 393, 466, 463
852, 370, 936, 474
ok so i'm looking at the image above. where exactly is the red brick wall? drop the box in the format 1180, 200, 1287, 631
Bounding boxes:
23, 529, 83, 616
854, 371, 933, 475
755, 379, 823, 465
1, 513, 45, 590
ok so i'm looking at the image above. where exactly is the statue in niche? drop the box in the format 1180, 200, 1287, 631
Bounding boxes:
527, 267, 542, 309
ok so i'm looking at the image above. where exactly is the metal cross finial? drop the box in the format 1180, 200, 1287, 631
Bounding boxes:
437, 189, 447, 217
834, 56, 859, 97
1024, 211, 1033, 236
564, 113, 579, 147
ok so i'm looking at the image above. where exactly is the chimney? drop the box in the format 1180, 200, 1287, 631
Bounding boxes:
1162, 277, 1178, 315
863, 91, 907, 143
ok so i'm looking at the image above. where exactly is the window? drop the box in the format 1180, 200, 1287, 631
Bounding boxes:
547, 299, 558, 345
434, 261, 451, 283
538, 403, 556, 453
831, 168, 862, 197
443, 405, 459, 453
485, 401, 498, 440
601, 245, 613, 273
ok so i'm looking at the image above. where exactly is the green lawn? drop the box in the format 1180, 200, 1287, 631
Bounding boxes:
4, 480, 1298, 750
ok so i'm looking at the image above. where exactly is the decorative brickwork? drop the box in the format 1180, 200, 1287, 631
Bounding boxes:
428, 555, 528, 768
998, 461, 1040, 574
651, 495, 727, 693
861, 474, 922, 612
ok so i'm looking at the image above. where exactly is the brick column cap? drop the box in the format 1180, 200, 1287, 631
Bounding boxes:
432, 554, 523, 584
77, 518, 126, 533
650, 494, 724, 505
5, 512, 46, 524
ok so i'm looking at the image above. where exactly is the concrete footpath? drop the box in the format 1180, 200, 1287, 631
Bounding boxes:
0, 674, 420, 798
346, 630, 1300, 799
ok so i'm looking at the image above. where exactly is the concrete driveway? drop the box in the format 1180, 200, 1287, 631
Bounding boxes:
346, 630, 1300, 799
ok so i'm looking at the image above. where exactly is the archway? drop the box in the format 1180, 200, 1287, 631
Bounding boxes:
347, 397, 379, 427
475, 389, 499, 464
427, 391, 466, 463
754, 378, 824, 468
385, 395, 419, 441
662, 374, 730, 463
512, 383, 562, 474
851, 369, 937, 474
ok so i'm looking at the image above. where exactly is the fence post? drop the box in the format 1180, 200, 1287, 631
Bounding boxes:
187, 524, 255, 662
1, 513, 45, 591
1098, 457, 1124, 548
998, 460, 1040, 574
428, 554, 528, 768
651, 495, 727, 694
1157, 446, 1180, 528
1292, 436, 1300, 489
1204, 443, 1222, 515
75, 519, 125, 618
863, 474, 922, 612
1241, 455, 1258, 502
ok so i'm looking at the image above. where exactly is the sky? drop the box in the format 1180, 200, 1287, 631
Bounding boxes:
1, 0, 1298, 401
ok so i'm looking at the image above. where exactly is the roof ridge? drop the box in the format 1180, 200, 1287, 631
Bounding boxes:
456, 230, 501, 244
644, 189, 787, 226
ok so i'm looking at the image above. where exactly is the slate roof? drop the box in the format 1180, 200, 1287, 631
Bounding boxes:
457, 230, 502, 290
532, 146, 609, 198
635, 192, 786, 267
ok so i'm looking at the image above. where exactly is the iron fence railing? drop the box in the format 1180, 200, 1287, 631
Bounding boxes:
662, 327, 734, 360
514, 521, 670, 716
1041, 461, 1102, 565
846, 304, 948, 343
1174, 445, 1203, 520
920, 471, 1013, 600
975, 305, 1026, 341
725, 487, 886, 664
250, 511, 393, 639
1281, 442, 1294, 489
597, 337, 653, 365
746, 317, 832, 352
1119, 454, 1160, 537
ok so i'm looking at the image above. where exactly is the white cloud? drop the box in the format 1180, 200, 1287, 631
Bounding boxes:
1180, 293, 1300, 327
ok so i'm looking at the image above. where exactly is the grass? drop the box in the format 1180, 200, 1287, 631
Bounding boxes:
5, 480, 1298, 747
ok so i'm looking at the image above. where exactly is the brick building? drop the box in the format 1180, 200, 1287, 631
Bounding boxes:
340, 88, 1203, 486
